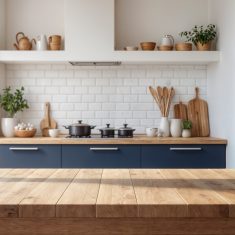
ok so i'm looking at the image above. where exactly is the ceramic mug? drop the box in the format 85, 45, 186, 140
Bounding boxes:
49, 129, 60, 138
146, 127, 158, 137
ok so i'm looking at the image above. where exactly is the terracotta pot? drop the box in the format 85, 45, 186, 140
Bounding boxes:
196, 42, 212, 51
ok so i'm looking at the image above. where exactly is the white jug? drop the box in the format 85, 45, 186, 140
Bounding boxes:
161, 35, 174, 46
36, 34, 48, 51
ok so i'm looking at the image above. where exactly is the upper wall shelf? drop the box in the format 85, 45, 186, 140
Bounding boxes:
0, 51, 220, 64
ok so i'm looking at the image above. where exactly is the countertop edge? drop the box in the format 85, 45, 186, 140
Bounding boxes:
0, 136, 228, 145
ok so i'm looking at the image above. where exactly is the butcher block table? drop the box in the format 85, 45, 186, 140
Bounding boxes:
1, 169, 235, 235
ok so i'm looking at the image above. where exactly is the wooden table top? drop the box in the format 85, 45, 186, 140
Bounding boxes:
1, 169, 235, 218
0, 136, 227, 145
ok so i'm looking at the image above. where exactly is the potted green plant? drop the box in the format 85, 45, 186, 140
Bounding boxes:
0, 87, 29, 137
180, 24, 216, 51
182, 120, 192, 138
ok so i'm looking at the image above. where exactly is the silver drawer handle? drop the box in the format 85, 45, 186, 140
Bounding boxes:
170, 147, 202, 151
9, 147, 39, 151
90, 147, 119, 151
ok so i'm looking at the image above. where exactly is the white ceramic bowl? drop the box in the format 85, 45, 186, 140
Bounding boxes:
124, 46, 138, 51
49, 129, 60, 138
146, 128, 158, 137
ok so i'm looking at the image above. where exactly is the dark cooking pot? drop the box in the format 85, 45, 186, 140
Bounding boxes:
99, 124, 115, 138
118, 124, 135, 138
64, 120, 96, 137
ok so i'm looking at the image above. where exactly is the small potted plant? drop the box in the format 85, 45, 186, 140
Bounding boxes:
182, 120, 192, 138
180, 24, 216, 51
0, 87, 29, 137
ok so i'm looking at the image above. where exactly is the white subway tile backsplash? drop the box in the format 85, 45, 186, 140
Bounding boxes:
6, 64, 207, 133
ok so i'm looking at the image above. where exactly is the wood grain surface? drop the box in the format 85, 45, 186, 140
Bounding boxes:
0, 136, 227, 145
0, 169, 233, 218
0, 169, 234, 235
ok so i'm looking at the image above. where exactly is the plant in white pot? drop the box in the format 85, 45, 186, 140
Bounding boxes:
0, 87, 29, 137
180, 24, 216, 51
182, 120, 192, 138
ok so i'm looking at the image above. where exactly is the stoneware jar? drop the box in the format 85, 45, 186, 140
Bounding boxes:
182, 129, 192, 138
170, 119, 182, 137
1, 118, 18, 137
159, 117, 170, 137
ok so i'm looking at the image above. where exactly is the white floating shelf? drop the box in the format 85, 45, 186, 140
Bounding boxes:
113, 51, 221, 64
0, 50, 220, 64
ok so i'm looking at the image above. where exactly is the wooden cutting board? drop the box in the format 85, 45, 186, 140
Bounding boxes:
174, 102, 188, 120
187, 88, 210, 137
40, 102, 57, 137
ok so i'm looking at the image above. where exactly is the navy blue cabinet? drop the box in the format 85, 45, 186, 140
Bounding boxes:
62, 145, 141, 168
0, 145, 61, 168
141, 145, 226, 169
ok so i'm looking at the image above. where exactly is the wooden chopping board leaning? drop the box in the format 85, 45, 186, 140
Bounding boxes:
174, 102, 188, 120
187, 87, 210, 137
40, 102, 57, 137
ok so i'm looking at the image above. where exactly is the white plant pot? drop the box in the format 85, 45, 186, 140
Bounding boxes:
159, 117, 170, 137
1, 118, 18, 137
170, 119, 182, 137
182, 129, 191, 138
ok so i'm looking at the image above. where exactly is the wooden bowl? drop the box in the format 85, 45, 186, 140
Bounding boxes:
140, 42, 156, 51
158, 45, 174, 51
15, 129, 37, 138
175, 43, 192, 51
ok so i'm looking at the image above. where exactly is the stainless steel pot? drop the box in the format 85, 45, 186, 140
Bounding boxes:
64, 120, 96, 137
118, 124, 135, 138
99, 124, 115, 138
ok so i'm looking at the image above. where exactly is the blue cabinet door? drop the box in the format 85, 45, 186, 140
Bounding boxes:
62, 145, 141, 168
141, 145, 226, 169
0, 145, 61, 168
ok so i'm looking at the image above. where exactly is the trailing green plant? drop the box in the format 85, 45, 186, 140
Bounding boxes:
0, 87, 29, 118
180, 24, 216, 46
182, 120, 192, 130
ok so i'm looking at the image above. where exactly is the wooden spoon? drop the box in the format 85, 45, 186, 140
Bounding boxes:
163, 87, 168, 117
157, 86, 164, 116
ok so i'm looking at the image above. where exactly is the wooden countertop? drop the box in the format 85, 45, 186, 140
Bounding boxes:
0, 169, 235, 218
0, 136, 227, 145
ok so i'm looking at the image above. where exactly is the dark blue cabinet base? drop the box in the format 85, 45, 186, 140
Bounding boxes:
141, 145, 226, 169
0, 144, 226, 169
0, 145, 61, 168
62, 145, 141, 168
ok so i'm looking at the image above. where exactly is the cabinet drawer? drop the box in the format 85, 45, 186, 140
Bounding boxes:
141, 145, 226, 169
62, 145, 141, 168
0, 145, 61, 168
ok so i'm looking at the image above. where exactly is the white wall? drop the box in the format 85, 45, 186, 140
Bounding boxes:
115, 0, 209, 50
0, 0, 5, 49
208, 0, 235, 168
6, 64, 207, 134
5, 0, 64, 50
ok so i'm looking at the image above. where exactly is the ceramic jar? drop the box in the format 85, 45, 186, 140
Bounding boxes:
170, 119, 182, 137
1, 118, 18, 137
182, 129, 192, 138
159, 117, 170, 137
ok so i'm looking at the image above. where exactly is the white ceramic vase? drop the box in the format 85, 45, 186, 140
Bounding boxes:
182, 129, 191, 138
170, 119, 182, 137
1, 118, 18, 137
159, 117, 170, 137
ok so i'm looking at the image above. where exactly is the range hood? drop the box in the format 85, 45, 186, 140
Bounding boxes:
69, 62, 122, 66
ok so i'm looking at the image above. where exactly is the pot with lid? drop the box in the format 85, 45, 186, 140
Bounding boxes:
99, 124, 115, 138
64, 120, 95, 137
118, 124, 135, 138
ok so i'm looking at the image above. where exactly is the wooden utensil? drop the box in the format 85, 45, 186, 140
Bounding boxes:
40, 102, 57, 137
174, 102, 188, 120
166, 87, 175, 117
187, 87, 210, 137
